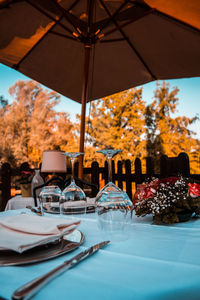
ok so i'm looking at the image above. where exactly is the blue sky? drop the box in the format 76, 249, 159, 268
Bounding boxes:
0, 63, 199, 137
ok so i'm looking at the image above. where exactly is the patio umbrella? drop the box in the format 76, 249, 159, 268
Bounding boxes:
0, 0, 200, 177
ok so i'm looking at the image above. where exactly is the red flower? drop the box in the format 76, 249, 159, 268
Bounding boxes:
134, 177, 180, 206
134, 183, 156, 205
148, 178, 160, 191
159, 177, 180, 185
21, 171, 33, 175
188, 183, 200, 197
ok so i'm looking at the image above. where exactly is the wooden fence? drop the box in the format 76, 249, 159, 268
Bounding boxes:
0, 152, 200, 211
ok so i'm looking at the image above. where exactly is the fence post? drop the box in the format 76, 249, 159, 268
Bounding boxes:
1, 163, 11, 211
160, 155, 168, 177
117, 160, 123, 190
74, 161, 79, 177
135, 157, 142, 185
104, 161, 108, 185
146, 156, 155, 178
91, 161, 99, 196
74, 161, 82, 188
112, 160, 116, 185
178, 152, 190, 177
125, 159, 132, 200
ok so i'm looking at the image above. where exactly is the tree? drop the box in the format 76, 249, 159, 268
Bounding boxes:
84, 81, 199, 174
0, 80, 75, 167
146, 81, 199, 173
85, 88, 147, 166
0, 95, 8, 109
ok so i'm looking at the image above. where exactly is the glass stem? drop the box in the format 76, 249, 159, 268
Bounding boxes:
108, 155, 113, 183
71, 157, 75, 183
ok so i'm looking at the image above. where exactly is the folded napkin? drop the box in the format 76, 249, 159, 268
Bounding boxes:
0, 214, 80, 253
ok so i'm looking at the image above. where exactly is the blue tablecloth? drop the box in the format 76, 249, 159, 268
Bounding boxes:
0, 209, 200, 300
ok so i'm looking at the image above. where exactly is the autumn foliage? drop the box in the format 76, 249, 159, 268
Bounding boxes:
0, 80, 199, 174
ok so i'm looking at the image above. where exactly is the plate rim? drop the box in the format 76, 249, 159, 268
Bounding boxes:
0, 230, 85, 266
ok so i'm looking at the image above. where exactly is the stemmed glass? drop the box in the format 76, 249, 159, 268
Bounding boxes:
96, 149, 133, 240
60, 152, 87, 215
39, 185, 62, 215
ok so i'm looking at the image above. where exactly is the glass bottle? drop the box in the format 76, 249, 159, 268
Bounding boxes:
31, 169, 44, 198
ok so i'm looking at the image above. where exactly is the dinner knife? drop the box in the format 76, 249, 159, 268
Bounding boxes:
12, 240, 110, 300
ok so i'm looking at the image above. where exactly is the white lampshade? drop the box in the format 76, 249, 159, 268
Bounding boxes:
41, 150, 67, 173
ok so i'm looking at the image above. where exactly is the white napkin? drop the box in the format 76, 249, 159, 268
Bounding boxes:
0, 214, 80, 253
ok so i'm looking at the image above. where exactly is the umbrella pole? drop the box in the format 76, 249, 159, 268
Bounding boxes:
79, 45, 91, 179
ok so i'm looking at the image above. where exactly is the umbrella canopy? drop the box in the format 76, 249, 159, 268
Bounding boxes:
0, 0, 200, 176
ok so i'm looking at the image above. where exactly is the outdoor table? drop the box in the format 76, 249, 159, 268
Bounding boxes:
4, 195, 38, 210
0, 209, 200, 300
4, 197, 95, 211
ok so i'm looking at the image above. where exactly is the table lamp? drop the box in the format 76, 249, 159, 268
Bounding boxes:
41, 150, 67, 174
32, 150, 67, 207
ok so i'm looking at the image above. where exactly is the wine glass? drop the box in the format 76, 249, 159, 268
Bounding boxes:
38, 185, 62, 215
60, 152, 87, 215
95, 149, 133, 240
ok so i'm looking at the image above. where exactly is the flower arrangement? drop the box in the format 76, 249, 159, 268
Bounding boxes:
133, 177, 200, 224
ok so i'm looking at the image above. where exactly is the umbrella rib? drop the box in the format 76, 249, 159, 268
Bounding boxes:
0, 0, 23, 9
94, 0, 130, 36
12, 13, 65, 70
154, 10, 200, 34
67, 0, 81, 11
88, 0, 94, 30
27, 0, 73, 35
99, 0, 156, 80
50, 31, 78, 42
100, 38, 125, 43
13, 0, 83, 70
49, 0, 85, 37
98, 8, 154, 40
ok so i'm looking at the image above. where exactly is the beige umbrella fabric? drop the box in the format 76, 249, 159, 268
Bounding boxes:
0, 0, 200, 176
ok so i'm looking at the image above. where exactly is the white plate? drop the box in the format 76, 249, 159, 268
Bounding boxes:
0, 230, 84, 266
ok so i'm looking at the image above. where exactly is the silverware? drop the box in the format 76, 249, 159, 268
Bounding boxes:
26, 206, 42, 216
12, 240, 110, 300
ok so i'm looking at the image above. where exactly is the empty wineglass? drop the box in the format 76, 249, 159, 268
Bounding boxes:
60, 152, 87, 215
96, 149, 133, 240
39, 185, 62, 215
